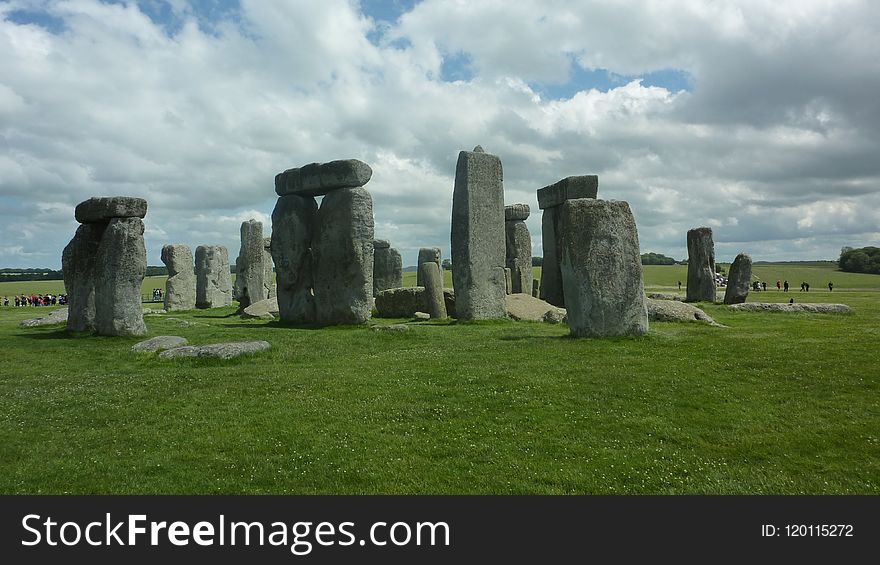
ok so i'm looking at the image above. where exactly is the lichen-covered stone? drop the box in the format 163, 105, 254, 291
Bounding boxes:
94, 217, 147, 336
723, 252, 752, 305
275, 159, 372, 197
161, 244, 196, 311
686, 227, 716, 302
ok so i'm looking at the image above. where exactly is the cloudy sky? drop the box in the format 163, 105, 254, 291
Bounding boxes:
2, 0, 879, 269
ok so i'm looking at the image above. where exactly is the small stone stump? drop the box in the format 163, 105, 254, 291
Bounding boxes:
723, 252, 752, 305
420, 262, 448, 319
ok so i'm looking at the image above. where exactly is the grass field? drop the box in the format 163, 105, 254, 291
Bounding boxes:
1, 263, 877, 494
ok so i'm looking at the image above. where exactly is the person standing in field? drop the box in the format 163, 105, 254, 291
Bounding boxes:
828, 281, 833, 291
677, 280, 682, 291
762, 282, 767, 291
783, 280, 789, 292
776, 280, 781, 290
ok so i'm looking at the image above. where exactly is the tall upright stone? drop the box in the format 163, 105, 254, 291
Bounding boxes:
538, 176, 598, 308
312, 187, 374, 325
195, 245, 232, 308
161, 244, 196, 311
723, 252, 752, 305
558, 199, 648, 337
416, 247, 441, 286
451, 145, 506, 320
373, 240, 403, 296
234, 219, 267, 309
263, 237, 275, 300
504, 203, 532, 294
94, 217, 147, 336
271, 194, 317, 324
419, 262, 447, 319
62, 223, 105, 332
686, 226, 716, 302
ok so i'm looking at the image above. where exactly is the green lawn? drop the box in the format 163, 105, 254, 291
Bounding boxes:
1, 263, 877, 494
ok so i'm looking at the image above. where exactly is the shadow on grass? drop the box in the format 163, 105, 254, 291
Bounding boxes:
14, 328, 74, 340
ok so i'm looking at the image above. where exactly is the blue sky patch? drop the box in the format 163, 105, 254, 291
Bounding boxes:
440, 52, 475, 82
5, 9, 66, 34
532, 63, 692, 100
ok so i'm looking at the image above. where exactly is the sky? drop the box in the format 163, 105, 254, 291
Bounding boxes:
1, 0, 879, 270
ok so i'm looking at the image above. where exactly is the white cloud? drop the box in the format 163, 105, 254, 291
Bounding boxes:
0, 0, 878, 270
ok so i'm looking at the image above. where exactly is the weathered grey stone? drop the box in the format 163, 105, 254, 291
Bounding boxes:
271, 194, 317, 324
539, 206, 564, 307
20, 308, 69, 327
647, 299, 722, 326
451, 147, 507, 320
647, 293, 684, 301
416, 247, 441, 286
94, 217, 147, 336
374, 287, 456, 318
195, 245, 232, 308
505, 219, 532, 294
413, 311, 430, 320
263, 237, 275, 300
537, 176, 598, 210
371, 323, 410, 333
504, 203, 530, 221
542, 309, 566, 324
131, 335, 188, 352
233, 219, 267, 310
275, 159, 372, 197
373, 243, 403, 296
559, 199, 648, 337
75, 196, 147, 223
62, 223, 105, 332
723, 252, 752, 305
420, 262, 447, 319
159, 340, 271, 360
165, 317, 207, 327
312, 187, 374, 325
729, 303, 852, 314
373, 239, 391, 249
686, 227, 716, 302
161, 244, 196, 311
504, 267, 512, 294
242, 296, 279, 319
505, 293, 562, 322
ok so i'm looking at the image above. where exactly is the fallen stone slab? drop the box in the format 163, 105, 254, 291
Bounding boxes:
647, 293, 684, 301
374, 287, 456, 318
20, 308, 69, 327
131, 335, 188, 352
647, 298, 723, 326
159, 341, 271, 360
413, 312, 430, 320
729, 303, 852, 314
275, 159, 373, 197
370, 324, 410, 333
542, 309, 566, 324
505, 293, 564, 322
242, 296, 279, 319
75, 196, 148, 223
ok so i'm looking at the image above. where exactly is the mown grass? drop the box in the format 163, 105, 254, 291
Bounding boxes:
0, 264, 877, 494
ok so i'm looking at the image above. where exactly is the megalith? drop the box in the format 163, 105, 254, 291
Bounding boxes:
62, 223, 105, 332
416, 247, 441, 286
195, 245, 232, 308
94, 217, 147, 336
504, 203, 532, 294
537, 175, 598, 308
723, 252, 752, 305
451, 145, 506, 320
161, 244, 196, 311
373, 239, 403, 296
233, 219, 267, 309
558, 198, 648, 337
686, 227, 716, 302
420, 261, 447, 319
271, 194, 317, 324
63, 196, 147, 336
263, 237, 275, 300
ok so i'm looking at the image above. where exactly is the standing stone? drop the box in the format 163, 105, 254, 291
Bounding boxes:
558, 199, 648, 337
62, 223, 105, 332
504, 267, 513, 295
686, 227, 716, 302
532, 279, 539, 297
723, 252, 752, 305
373, 240, 403, 296
94, 217, 147, 336
312, 187, 374, 325
161, 244, 196, 311
271, 194, 317, 324
416, 247, 441, 286
451, 146, 506, 320
505, 203, 532, 294
195, 245, 232, 308
419, 262, 447, 319
233, 219, 267, 309
537, 176, 599, 308
263, 237, 275, 300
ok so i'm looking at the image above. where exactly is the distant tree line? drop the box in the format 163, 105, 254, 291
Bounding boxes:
640, 252, 677, 265
0, 266, 170, 282
838, 246, 880, 274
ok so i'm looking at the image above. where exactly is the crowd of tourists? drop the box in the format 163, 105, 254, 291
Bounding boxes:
2, 293, 66, 307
